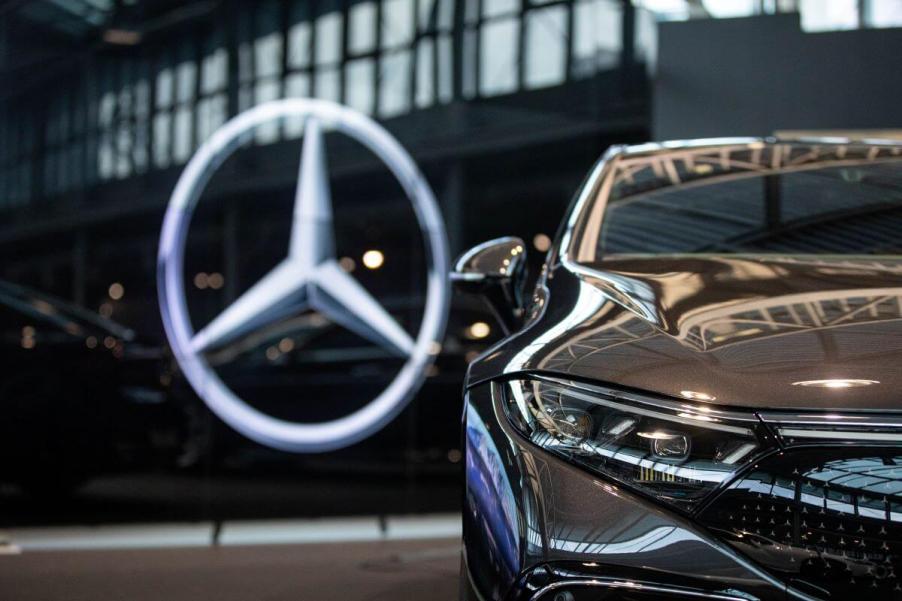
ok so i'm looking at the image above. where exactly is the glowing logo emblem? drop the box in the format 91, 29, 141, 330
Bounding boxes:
158, 99, 449, 452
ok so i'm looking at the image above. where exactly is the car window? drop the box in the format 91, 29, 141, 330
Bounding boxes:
572, 143, 902, 262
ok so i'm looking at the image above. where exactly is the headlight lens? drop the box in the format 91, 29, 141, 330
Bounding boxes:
503, 378, 766, 511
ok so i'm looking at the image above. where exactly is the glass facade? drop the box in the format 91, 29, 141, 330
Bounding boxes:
0, 0, 635, 212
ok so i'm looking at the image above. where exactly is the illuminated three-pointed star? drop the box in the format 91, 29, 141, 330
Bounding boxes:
190, 118, 414, 357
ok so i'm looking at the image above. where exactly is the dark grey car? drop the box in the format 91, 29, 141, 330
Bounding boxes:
454, 138, 902, 600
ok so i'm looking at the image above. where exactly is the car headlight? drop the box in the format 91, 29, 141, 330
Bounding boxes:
502, 377, 768, 512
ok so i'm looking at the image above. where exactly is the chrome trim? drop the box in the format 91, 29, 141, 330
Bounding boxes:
777, 427, 902, 443
529, 578, 756, 601
759, 412, 902, 429
530, 374, 761, 425
761, 411, 902, 443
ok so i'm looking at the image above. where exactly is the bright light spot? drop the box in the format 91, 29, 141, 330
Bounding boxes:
103, 336, 117, 349
30, 300, 54, 318
792, 379, 879, 389
701, 0, 757, 19
692, 164, 714, 175
678, 412, 715, 422
99, 303, 114, 318
680, 390, 716, 401
194, 272, 209, 289
265, 346, 280, 361
278, 337, 295, 353
637, 431, 680, 440
533, 233, 551, 252
207, 272, 224, 290
86, 336, 98, 349
108, 282, 125, 300
362, 250, 384, 269
427, 341, 442, 355
339, 256, 356, 272
467, 321, 491, 339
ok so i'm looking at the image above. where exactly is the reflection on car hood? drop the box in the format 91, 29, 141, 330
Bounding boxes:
483, 255, 902, 412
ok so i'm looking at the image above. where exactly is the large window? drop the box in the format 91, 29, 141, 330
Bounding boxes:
0, 101, 36, 209
0, 0, 632, 210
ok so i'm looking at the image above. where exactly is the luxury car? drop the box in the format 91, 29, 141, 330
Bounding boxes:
453, 138, 902, 600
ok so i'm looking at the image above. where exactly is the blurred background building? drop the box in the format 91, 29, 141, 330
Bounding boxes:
0, 0, 900, 527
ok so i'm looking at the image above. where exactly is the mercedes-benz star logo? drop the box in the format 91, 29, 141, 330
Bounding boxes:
158, 99, 450, 452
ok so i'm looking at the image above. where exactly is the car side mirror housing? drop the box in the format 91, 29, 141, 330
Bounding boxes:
450, 237, 528, 335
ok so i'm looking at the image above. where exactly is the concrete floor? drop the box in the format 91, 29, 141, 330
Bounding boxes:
0, 538, 460, 601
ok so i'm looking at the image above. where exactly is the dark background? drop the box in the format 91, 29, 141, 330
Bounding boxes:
0, 0, 900, 529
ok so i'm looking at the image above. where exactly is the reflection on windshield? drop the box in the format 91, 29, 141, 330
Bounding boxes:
572, 141, 902, 261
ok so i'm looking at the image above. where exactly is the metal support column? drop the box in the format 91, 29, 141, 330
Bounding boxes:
441, 160, 465, 257
73, 230, 87, 306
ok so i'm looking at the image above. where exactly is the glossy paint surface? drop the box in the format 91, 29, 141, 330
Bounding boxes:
473, 255, 902, 411
460, 138, 902, 600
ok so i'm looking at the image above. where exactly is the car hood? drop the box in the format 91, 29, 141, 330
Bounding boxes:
478, 255, 902, 412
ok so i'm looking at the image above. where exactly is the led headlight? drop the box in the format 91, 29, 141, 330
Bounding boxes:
503, 377, 767, 511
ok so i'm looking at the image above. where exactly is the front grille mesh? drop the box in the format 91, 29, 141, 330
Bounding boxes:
700, 448, 902, 599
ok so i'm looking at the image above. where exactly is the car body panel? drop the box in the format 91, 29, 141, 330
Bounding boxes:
470, 255, 902, 411
460, 137, 902, 601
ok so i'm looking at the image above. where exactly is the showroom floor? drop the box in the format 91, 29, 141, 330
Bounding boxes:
0, 514, 461, 600
0, 537, 459, 601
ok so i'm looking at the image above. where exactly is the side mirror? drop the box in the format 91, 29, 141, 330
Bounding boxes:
450, 237, 528, 335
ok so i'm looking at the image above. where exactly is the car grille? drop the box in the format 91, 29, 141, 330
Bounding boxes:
699, 447, 902, 600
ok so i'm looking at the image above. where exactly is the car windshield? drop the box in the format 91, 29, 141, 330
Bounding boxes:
570, 141, 902, 262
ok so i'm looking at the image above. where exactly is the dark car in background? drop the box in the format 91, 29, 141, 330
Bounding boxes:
0, 280, 181, 496
455, 139, 902, 600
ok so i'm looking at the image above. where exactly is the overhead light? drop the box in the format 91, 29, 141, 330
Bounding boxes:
86, 336, 98, 349
467, 321, 491, 339
792, 379, 879, 389
278, 337, 295, 353
108, 282, 124, 300
362, 250, 384, 269
339, 256, 356, 272
207, 272, 224, 290
103, 29, 142, 46
194, 272, 209, 289
533, 233, 551, 252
